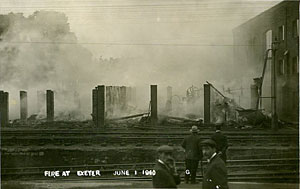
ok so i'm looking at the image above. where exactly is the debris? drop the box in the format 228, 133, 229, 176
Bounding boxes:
236, 109, 271, 128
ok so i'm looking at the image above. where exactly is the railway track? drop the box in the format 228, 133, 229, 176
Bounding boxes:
1, 134, 297, 147
1, 129, 297, 148
1, 128, 297, 135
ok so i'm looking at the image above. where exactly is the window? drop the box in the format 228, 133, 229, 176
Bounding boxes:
278, 59, 285, 75
293, 19, 299, 37
292, 56, 299, 74
278, 25, 285, 41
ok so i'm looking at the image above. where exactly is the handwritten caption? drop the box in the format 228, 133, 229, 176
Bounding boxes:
44, 169, 156, 178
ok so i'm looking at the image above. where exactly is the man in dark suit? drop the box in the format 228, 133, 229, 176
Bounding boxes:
211, 124, 228, 163
181, 125, 202, 184
201, 139, 228, 189
152, 145, 181, 188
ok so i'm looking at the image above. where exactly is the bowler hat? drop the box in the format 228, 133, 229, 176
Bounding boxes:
190, 125, 199, 133
157, 145, 173, 153
200, 139, 216, 148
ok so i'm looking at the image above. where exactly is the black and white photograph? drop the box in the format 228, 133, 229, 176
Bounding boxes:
0, 0, 299, 188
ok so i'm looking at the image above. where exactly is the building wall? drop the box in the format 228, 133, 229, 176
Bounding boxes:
233, 1, 299, 123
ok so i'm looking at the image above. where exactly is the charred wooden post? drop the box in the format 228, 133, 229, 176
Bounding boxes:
20, 91, 28, 121
92, 85, 105, 127
204, 84, 210, 124
46, 90, 54, 121
120, 86, 127, 111
97, 85, 105, 127
106, 86, 113, 116
4, 92, 9, 125
116, 86, 122, 110
0, 91, 4, 126
0, 91, 9, 126
92, 88, 97, 123
126, 87, 132, 104
150, 85, 158, 125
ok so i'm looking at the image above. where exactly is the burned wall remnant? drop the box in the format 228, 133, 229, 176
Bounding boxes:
150, 85, 158, 125
92, 85, 105, 127
204, 84, 211, 124
46, 90, 54, 121
20, 91, 27, 121
105, 86, 136, 118
233, 1, 299, 123
0, 91, 9, 126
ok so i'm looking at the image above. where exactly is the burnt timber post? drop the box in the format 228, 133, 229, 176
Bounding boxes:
105, 86, 112, 116
92, 85, 105, 127
20, 91, 28, 121
0, 91, 9, 127
92, 88, 97, 124
150, 85, 158, 125
120, 86, 127, 111
204, 84, 210, 124
46, 90, 54, 121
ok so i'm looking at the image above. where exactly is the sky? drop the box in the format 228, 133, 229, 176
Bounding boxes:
0, 0, 283, 119
0, 0, 280, 57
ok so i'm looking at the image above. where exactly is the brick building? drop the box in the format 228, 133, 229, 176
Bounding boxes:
233, 1, 299, 123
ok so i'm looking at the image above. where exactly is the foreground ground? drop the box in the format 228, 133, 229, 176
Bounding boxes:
2, 180, 299, 189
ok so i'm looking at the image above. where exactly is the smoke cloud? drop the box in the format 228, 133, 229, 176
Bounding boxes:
0, 1, 280, 120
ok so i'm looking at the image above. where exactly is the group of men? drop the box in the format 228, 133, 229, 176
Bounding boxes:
152, 125, 228, 189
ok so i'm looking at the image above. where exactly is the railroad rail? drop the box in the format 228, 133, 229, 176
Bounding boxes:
1, 129, 298, 137
1, 133, 297, 146
1, 129, 297, 147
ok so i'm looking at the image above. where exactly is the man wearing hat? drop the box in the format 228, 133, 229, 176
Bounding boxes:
201, 139, 228, 189
152, 145, 181, 188
211, 124, 228, 163
181, 125, 202, 184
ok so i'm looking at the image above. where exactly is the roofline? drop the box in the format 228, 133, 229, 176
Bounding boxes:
233, 0, 290, 31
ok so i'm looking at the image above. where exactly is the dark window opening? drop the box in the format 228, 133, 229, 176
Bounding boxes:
278, 25, 285, 41
278, 59, 285, 75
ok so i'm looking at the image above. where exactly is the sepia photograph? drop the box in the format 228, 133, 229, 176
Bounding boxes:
0, 0, 299, 188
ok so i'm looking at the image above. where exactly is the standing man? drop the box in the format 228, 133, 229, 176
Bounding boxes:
152, 145, 181, 188
201, 139, 228, 189
181, 125, 202, 184
211, 124, 228, 163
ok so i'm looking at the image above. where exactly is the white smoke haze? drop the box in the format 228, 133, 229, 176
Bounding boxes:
0, 1, 281, 120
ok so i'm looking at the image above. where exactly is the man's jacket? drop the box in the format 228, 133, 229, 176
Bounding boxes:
202, 154, 228, 189
211, 132, 228, 153
152, 160, 181, 188
182, 134, 202, 160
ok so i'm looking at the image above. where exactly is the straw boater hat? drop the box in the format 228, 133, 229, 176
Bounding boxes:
157, 145, 174, 153
190, 125, 199, 133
